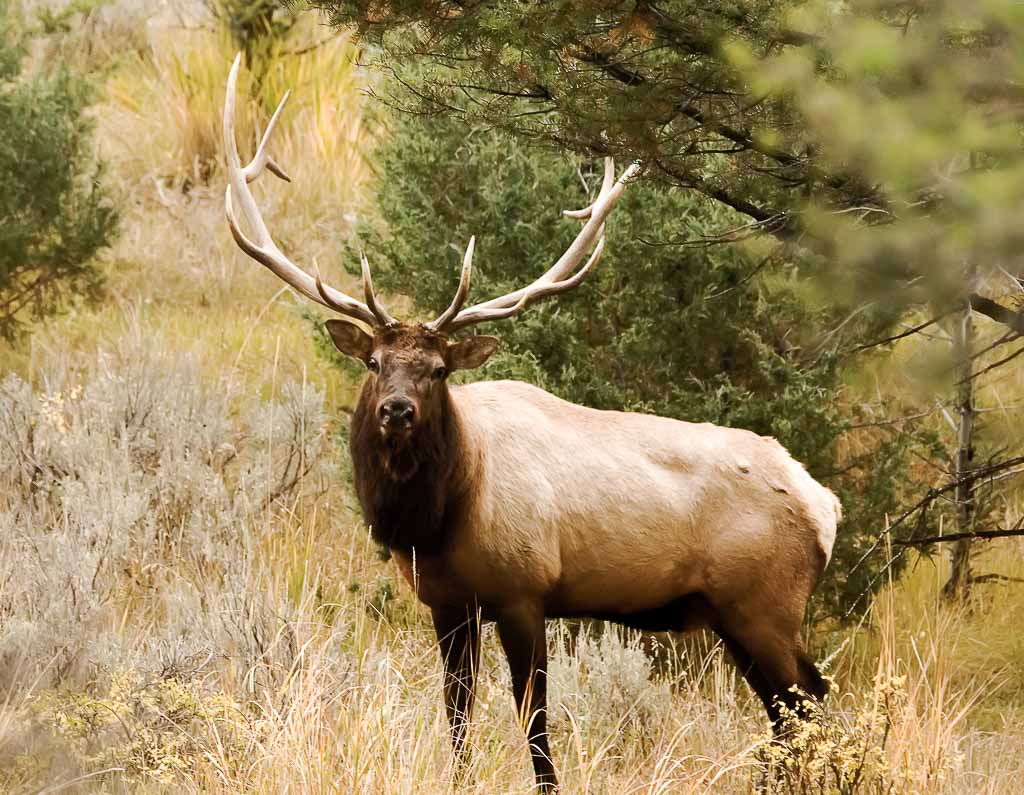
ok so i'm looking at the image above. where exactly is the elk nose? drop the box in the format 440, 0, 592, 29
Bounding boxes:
379, 397, 415, 427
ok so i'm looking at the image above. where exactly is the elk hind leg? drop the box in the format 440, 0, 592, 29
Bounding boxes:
716, 627, 784, 725
718, 616, 825, 732
797, 651, 829, 701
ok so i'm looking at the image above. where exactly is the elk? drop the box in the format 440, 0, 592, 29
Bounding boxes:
224, 55, 841, 792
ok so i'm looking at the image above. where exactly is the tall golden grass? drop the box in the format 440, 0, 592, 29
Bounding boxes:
93, 11, 371, 319
7, 495, 1021, 793
103, 14, 369, 198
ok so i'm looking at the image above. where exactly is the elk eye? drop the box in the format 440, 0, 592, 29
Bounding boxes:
433, 365, 448, 380
367, 357, 380, 373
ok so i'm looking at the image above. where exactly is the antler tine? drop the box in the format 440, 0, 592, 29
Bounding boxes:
361, 251, 398, 327
312, 253, 396, 325
244, 90, 292, 184
223, 53, 382, 328
426, 236, 475, 333
563, 158, 616, 220
445, 236, 606, 333
436, 157, 636, 333
312, 257, 347, 311
474, 159, 632, 314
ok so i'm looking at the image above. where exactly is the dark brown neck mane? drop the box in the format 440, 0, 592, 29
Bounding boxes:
349, 382, 466, 555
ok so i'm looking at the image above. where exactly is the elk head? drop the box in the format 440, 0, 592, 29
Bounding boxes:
223, 53, 638, 446
326, 320, 498, 445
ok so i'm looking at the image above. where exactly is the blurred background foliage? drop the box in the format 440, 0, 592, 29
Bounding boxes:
312, 0, 1024, 331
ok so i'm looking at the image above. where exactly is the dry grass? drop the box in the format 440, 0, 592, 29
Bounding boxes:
1, 4, 1023, 793
5, 5, 373, 406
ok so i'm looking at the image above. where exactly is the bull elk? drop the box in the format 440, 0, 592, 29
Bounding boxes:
224, 55, 841, 792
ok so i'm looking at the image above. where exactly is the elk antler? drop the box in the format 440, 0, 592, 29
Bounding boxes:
426, 158, 639, 334
223, 53, 396, 328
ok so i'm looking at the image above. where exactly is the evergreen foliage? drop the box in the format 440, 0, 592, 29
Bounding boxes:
325, 110, 937, 621
0, 6, 117, 339
312, 0, 1024, 336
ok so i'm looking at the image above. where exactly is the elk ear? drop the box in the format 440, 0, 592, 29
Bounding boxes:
325, 319, 373, 362
448, 335, 499, 371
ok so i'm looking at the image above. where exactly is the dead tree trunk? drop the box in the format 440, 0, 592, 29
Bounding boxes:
944, 302, 976, 600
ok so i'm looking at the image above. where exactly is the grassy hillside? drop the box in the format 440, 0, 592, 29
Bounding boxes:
1, 4, 1022, 792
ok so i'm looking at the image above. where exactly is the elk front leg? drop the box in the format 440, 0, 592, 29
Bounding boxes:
432, 605, 482, 771
496, 601, 558, 792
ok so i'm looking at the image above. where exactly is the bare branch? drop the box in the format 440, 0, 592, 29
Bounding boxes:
848, 313, 948, 354
895, 524, 1024, 546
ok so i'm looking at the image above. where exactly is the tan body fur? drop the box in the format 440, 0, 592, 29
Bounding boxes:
370, 375, 842, 793
396, 380, 840, 641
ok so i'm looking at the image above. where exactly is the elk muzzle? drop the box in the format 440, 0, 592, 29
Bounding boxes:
378, 396, 416, 438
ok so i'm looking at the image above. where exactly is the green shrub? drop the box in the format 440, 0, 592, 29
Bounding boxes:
0, 4, 117, 339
